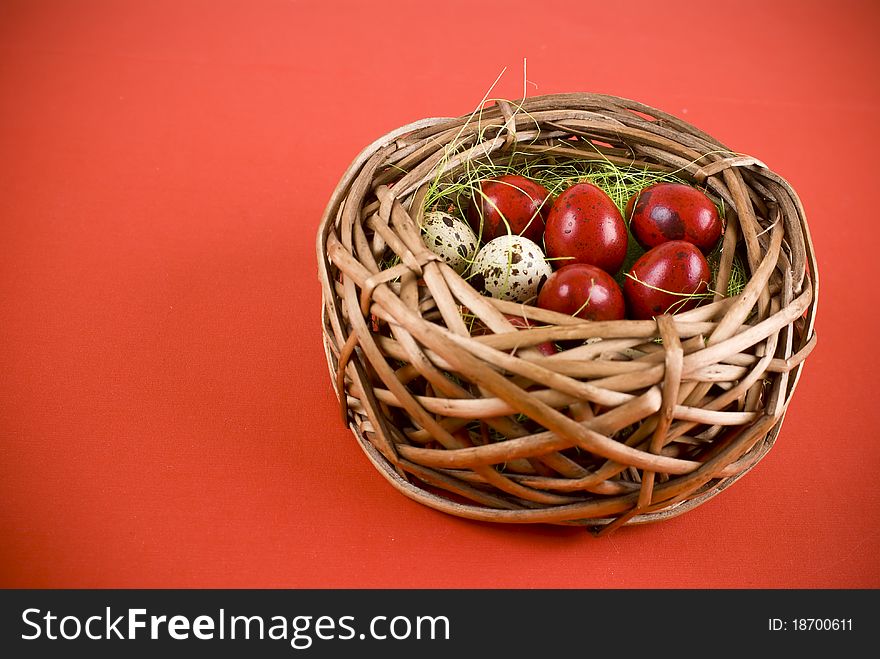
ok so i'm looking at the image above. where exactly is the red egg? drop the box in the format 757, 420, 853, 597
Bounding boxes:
543, 182, 628, 274
623, 241, 711, 320
625, 182, 723, 254
467, 174, 551, 243
504, 314, 558, 356
537, 263, 625, 322
471, 313, 558, 356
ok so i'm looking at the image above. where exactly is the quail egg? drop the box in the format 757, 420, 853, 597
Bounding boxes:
470, 234, 553, 303
420, 210, 479, 275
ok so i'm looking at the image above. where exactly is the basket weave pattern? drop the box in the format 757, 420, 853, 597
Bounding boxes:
316, 93, 818, 531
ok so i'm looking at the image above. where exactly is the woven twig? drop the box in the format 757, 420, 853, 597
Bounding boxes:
316, 93, 818, 531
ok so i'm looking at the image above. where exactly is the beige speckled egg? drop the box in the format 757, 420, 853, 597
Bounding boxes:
470, 235, 552, 303
420, 210, 479, 275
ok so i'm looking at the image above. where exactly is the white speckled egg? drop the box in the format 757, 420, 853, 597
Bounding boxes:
420, 210, 479, 275
470, 235, 553, 303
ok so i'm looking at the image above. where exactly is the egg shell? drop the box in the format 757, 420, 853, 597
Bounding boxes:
543, 182, 628, 274
537, 263, 625, 321
420, 210, 479, 275
470, 313, 558, 356
470, 235, 552, 303
625, 182, 723, 254
466, 174, 552, 244
623, 241, 711, 320
504, 314, 558, 356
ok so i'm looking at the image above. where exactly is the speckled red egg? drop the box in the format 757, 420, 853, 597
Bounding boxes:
471, 314, 558, 357
543, 182, 628, 274
504, 314, 558, 356
467, 174, 551, 243
537, 263, 625, 322
625, 182, 723, 254
623, 241, 711, 320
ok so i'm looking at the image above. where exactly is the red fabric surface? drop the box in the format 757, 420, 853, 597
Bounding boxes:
1, 0, 878, 589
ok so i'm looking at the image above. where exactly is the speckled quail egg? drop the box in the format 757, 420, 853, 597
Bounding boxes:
420, 210, 479, 275
469, 234, 553, 303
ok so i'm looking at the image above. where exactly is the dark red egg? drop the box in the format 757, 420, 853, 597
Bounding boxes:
536, 263, 625, 322
543, 182, 628, 274
625, 182, 723, 254
504, 314, 558, 356
467, 174, 551, 243
623, 241, 711, 320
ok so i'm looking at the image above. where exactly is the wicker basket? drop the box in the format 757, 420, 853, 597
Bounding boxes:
316, 93, 818, 533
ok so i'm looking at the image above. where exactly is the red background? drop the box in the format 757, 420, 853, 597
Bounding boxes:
1, 0, 878, 589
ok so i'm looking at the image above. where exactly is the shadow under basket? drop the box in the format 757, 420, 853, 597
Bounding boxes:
316, 93, 818, 534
